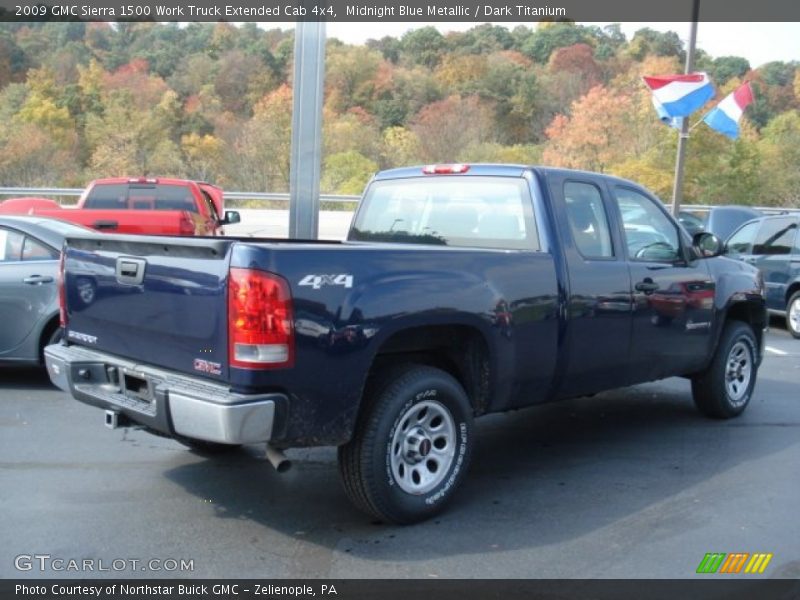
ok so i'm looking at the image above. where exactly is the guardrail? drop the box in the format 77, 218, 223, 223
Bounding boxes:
1, 186, 797, 214
0, 187, 360, 204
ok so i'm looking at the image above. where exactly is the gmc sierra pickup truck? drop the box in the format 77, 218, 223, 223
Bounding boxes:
0, 177, 240, 236
45, 164, 766, 524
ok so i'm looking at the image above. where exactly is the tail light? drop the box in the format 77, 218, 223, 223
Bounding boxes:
58, 250, 67, 327
179, 214, 195, 236
422, 164, 470, 175
228, 268, 294, 369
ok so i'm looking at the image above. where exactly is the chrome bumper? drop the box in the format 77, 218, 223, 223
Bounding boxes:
44, 344, 282, 445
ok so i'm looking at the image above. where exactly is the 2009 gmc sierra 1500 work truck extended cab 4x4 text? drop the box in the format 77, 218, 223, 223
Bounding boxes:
45, 164, 766, 524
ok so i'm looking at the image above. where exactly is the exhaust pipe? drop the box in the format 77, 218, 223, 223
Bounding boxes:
265, 445, 292, 473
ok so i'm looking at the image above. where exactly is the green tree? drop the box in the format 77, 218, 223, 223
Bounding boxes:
321, 150, 378, 194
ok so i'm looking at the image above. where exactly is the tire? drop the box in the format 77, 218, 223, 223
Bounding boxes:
174, 435, 242, 454
786, 291, 800, 339
692, 321, 758, 419
338, 365, 474, 525
39, 325, 63, 364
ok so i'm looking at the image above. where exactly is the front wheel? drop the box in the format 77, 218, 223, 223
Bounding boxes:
338, 365, 474, 524
786, 291, 800, 339
692, 321, 758, 419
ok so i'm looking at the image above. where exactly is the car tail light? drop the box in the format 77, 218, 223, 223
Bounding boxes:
228, 268, 294, 369
179, 214, 195, 236
422, 164, 470, 175
58, 251, 67, 327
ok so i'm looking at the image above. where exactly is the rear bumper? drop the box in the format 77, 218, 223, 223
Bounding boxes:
44, 344, 283, 445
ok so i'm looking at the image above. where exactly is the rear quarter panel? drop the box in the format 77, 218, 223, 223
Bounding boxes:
228, 242, 559, 446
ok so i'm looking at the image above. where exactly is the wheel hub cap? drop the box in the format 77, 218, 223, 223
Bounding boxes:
725, 340, 752, 407
390, 400, 456, 495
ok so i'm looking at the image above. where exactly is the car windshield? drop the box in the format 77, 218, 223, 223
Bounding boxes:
350, 176, 538, 251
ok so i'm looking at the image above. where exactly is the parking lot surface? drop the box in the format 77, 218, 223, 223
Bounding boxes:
2, 325, 798, 579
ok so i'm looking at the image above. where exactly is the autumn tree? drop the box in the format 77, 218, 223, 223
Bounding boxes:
411, 95, 495, 163
228, 84, 293, 191
543, 85, 635, 172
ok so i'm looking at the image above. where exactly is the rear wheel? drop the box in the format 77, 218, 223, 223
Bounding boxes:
786, 291, 800, 339
338, 365, 474, 524
692, 321, 758, 418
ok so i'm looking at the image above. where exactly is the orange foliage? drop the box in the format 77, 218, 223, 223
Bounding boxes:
543, 85, 635, 172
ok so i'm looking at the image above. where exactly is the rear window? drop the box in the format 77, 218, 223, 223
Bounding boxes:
349, 176, 538, 251
84, 184, 197, 212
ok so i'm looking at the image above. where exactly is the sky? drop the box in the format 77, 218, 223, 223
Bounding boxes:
309, 22, 799, 69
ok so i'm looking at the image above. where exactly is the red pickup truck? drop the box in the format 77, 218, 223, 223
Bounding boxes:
0, 178, 240, 236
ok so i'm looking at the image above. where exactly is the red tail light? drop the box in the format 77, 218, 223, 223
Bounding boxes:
179, 214, 195, 236
228, 268, 294, 369
58, 251, 67, 328
422, 164, 470, 175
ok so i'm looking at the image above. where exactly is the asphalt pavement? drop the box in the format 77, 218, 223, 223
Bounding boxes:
1, 323, 798, 579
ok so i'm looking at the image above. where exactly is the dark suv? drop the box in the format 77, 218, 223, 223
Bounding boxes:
725, 214, 800, 338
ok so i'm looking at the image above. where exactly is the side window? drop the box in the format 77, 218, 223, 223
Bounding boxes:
563, 181, 613, 259
22, 236, 58, 261
200, 190, 219, 220
614, 187, 680, 262
726, 221, 760, 256
752, 218, 797, 255
0, 228, 25, 262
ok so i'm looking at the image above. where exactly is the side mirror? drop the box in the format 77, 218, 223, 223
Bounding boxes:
222, 210, 241, 225
693, 232, 723, 258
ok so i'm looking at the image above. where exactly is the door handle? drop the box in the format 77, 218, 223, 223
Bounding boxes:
94, 220, 118, 230
23, 275, 54, 285
635, 280, 659, 294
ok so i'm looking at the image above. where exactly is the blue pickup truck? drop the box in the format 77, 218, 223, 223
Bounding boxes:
45, 164, 766, 524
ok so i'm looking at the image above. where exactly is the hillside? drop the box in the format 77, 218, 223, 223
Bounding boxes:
0, 21, 798, 205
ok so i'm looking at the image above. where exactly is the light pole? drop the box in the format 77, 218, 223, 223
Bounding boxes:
670, 0, 700, 217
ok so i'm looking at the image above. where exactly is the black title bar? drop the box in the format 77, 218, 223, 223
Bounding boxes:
3, 580, 800, 600
1, 0, 800, 22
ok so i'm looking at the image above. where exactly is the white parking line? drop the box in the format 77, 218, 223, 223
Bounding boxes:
766, 346, 788, 356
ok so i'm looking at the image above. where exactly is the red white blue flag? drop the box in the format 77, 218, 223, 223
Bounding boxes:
702, 82, 755, 139
643, 73, 715, 118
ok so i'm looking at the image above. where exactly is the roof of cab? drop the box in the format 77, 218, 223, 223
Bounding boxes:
374, 164, 530, 180
372, 164, 648, 189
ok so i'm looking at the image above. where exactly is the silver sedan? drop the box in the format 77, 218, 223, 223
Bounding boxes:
0, 216, 91, 366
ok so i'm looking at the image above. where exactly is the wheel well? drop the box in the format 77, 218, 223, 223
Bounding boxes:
786, 282, 800, 305
726, 301, 766, 348
366, 325, 491, 416
39, 315, 61, 363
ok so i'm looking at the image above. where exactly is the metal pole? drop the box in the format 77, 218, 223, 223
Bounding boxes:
670, 0, 700, 217
288, 20, 326, 239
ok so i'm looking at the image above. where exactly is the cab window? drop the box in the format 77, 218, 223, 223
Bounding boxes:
563, 181, 613, 259
614, 187, 680, 262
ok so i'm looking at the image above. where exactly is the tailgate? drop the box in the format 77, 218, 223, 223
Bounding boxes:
63, 234, 234, 381
32, 208, 190, 235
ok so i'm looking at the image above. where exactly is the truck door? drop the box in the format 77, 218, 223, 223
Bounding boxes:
609, 185, 714, 380
548, 174, 633, 398
0, 226, 58, 357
